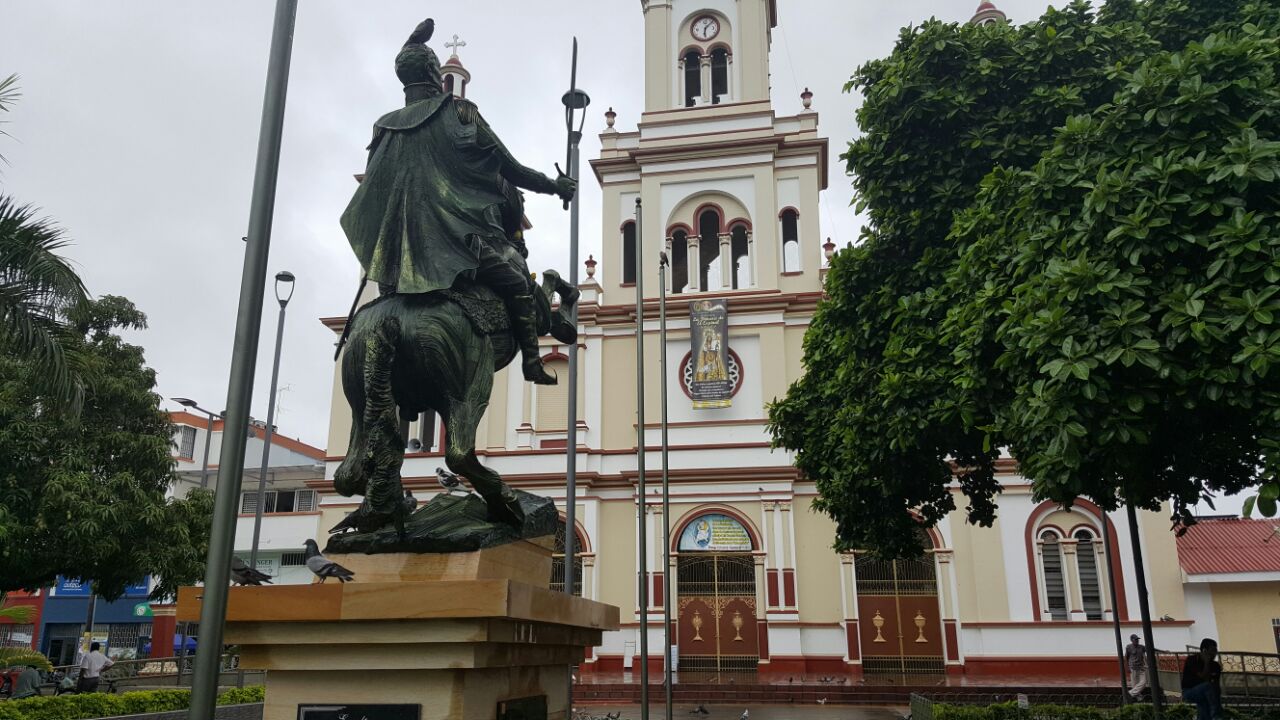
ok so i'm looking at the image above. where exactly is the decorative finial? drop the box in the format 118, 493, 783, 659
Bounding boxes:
605, 107, 617, 129
801, 88, 813, 111
823, 237, 836, 261
585, 255, 598, 278
444, 33, 467, 58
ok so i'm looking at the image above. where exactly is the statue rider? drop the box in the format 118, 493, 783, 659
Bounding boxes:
340, 19, 576, 385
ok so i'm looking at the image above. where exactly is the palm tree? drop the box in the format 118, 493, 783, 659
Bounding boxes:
0, 598, 51, 672
0, 73, 18, 166
0, 196, 88, 406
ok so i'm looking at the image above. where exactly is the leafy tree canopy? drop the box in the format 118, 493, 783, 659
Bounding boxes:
769, 0, 1280, 556
0, 295, 213, 600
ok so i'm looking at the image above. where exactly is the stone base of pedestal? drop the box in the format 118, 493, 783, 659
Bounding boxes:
178, 548, 618, 720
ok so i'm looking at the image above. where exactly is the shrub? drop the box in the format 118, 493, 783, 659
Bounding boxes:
0, 685, 263, 719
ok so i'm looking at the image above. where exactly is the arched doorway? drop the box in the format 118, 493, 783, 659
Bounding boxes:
675, 512, 758, 674
855, 532, 944, 675
550, 519, 585, 596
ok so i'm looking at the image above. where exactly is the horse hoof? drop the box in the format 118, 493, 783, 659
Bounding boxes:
523, 359, 558, 385
486, 498, 525, 528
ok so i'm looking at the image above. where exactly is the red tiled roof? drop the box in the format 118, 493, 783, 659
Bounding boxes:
1176, 517, 1280, 575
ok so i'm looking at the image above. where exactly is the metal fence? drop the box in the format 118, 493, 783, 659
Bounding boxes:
1157, 648, 1280, 704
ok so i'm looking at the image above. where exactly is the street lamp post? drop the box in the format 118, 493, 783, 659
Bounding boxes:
658, 251, 673, 720
188, 2, 297, 717
248, 271, 295, 573
634, 197, 649, 720
172, 398, 219, 489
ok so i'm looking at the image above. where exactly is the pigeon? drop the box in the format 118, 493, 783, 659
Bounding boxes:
740, 711, 749, 720
403, 489, 419, 513
436, 467, 466, 494
328, 510, 361, 534
229, 556, 272, 586
605, 714, 621, 720
818, 698, 828, 705
690, 706, 710, 715
303, 539, 355, 583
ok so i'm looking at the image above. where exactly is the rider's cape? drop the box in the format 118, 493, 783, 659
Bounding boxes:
341, 94, 509, 295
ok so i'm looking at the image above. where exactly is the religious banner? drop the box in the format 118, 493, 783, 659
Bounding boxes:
689, 299, 732, 409
678, 513, 753, 552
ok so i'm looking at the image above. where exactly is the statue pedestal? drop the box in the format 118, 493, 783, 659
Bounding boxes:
177, 543, 619, 720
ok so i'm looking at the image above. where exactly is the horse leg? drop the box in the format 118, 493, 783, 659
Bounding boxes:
333, 330, 372, 499
442, 346, 525, 528
358, 316, 406, 530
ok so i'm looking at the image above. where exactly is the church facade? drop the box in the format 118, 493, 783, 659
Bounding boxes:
315, 1, 1263, 679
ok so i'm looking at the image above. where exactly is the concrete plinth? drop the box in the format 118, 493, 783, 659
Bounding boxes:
178, 543, 619, 720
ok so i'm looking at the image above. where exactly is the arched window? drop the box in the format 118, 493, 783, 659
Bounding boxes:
730, 224, 751, 290
780, 209, 800, 273
443, 75, 455, 95
683, 50, 702, 107
1039, 529, 1068, 621
671, 229, 690, 293
1074, 529, 1104, 620
550, 519, 584, 596
698, 209, 722, 290
710, 48, 729, 104
622, 221, 637, 284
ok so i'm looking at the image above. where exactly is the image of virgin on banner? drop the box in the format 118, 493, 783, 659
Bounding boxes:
689, 299, 732, 409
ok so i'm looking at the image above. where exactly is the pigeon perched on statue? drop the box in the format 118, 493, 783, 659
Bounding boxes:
303, 539, 355, 583
229, 556, 273, 586
403, 489, 419, 513
436, 467, 466, 494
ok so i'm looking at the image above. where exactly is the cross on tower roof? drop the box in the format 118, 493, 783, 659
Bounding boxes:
445, 34, 466, 58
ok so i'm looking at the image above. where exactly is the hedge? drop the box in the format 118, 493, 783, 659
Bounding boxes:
0, 685, 264, 720
933, 701, 1280, 720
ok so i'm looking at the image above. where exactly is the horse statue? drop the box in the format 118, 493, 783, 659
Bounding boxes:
331, 270, 577, 537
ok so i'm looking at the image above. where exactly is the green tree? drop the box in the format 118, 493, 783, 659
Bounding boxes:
0, 296, 213, 600
769, 0, 1280, 557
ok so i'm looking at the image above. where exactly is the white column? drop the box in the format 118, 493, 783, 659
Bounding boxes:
686, 234, 701, 292
1096, 541, 1114, 619
1062, 539, 1085, 621
700, 55, 712, 105
718, 233, 732, 290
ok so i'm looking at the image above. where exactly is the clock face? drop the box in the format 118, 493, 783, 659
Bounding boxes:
692, 15, 720, 41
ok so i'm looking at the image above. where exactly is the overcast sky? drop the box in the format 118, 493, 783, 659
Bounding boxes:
0, 0, 1245, 521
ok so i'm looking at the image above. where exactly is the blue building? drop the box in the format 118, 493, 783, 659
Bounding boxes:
39, 577, 154, 665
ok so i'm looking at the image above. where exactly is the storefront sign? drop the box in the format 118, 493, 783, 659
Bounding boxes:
678, 513, 752, 552
688, 299, 732, 409
55, 577, 92, 596
298, 705, 421, 720
132, 602, 154, 618
124, 579, 150, 596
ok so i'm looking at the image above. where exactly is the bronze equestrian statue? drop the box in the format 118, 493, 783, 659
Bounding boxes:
333, 19, 577, 539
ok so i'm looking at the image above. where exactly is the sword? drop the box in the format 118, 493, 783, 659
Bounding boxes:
334, 273, 367, 361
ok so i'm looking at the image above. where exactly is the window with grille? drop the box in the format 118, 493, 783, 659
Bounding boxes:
177, 426, 197, 458
281, 552, 307, 566
1040, 531, 1068, 620
240, 489, 316, 514
1074, 529, 1104, 620
0, 624, 34, 648
550, 520, 584, 596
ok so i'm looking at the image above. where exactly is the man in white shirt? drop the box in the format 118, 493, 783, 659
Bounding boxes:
77, 642, 113, 693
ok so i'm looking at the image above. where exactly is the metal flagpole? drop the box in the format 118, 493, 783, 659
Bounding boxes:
658, 251, 673, 720
1093, 502, 1130, 703
560, 37, 589, 712
635, 198, 650, 720
1126, 503, 1164, 719
188, 2, 297, 717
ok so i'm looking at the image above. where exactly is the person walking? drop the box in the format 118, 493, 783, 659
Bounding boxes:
1126, 633, 1149, 700
1182, 638, 1224, 720
76, 641, 113, 693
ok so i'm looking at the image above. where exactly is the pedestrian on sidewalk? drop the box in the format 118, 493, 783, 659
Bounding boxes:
76, 642, 113, 693
1182, 638, 1224, 720
1126, 634, 1149, 700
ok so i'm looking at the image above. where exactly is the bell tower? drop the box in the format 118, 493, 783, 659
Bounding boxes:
641, 0, 776, 111
593, 2, 827, 301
